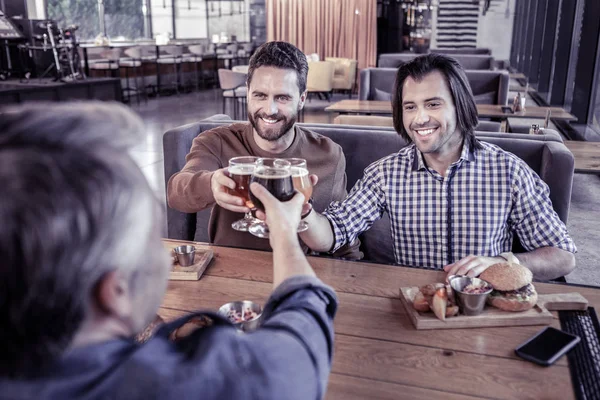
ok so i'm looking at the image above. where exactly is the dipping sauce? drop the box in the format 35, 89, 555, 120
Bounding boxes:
225, 307, 259, 324
461, 283, 493, 294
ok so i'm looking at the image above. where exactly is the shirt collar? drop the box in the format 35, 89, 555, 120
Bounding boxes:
411, 141, 476, 172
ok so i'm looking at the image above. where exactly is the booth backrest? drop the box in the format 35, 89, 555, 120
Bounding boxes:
431, 48, 492, 55
359, 68, 509, 105
332, 115, 503, 133
164, 119, 573, 264
378, 53, 495, 70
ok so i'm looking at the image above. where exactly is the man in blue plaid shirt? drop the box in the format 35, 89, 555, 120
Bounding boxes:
299, 54, 576, 281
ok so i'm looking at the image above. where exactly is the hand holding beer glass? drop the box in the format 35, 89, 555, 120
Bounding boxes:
228, 156, 258, 231
248, 158, 309, 238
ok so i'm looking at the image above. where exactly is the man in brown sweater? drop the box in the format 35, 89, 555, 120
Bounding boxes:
167, 41, 360, 258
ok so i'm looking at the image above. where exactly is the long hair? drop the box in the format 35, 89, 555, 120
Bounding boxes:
0, 102, 164, 377
392, 54, 481, 150
247, 41, 309, 94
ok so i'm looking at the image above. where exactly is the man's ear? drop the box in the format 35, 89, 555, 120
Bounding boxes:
94, 270, 133, 319
298, 90, 307, 110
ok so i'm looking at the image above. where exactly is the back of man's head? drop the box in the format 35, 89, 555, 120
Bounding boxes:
392, 53, 480, 150
247, 41, 309, 94
0, 102, 168, 378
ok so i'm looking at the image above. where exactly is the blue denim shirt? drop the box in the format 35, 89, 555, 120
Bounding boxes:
0, 276, 337, 400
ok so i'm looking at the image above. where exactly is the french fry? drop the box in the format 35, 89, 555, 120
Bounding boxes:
446, 284, 455, 306
413, 291, 430, 312
420, 284, 437, 296
446, 305, 459, 317
431, 288, 448, 321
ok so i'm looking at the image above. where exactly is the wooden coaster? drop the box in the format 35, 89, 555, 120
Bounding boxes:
166, 244, 214, 281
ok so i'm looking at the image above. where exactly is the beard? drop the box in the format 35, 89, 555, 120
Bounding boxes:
248, 110, 297, 142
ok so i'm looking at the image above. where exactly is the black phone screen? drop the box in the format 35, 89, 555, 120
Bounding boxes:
515, 327, 580, 365
501, 106, 514, 114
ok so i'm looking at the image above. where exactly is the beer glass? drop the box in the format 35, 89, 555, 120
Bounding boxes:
288, 158, 312, 232
228, 156, 258, 231
248, 158, 295, 239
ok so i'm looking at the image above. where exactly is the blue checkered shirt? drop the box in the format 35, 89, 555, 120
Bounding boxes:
323, 142, 576, 269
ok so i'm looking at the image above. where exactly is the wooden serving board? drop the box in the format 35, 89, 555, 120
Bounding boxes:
399, 287, 588, 330
163, 242, 214, 281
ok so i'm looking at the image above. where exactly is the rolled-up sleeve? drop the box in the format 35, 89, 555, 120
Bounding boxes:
323, 162, 387, 253
242, 275, 337, 399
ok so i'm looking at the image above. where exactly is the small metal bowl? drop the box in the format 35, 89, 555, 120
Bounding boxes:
448, 276, 493, 316
218, 301, 263, 332
173, 245, 195, 266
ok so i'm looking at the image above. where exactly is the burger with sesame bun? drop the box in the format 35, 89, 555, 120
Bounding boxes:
479, 262, 538, 312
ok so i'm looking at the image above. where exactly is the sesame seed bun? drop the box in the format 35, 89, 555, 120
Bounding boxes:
479, 262, 533, 291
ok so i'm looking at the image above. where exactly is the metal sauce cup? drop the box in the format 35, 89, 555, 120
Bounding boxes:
449, 276, 493, 316
173, 245, 196, 266
218, 301, 263, 332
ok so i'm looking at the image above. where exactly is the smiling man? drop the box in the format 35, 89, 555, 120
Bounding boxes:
298, 54, 576, 281
168, 41, 360, 258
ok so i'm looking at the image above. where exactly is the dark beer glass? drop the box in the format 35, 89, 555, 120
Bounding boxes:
248, 158, 294, 238
228, 156, 258, 231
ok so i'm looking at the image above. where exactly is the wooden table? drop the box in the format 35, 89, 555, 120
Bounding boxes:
325, 100, 577, 122
565, 140, 600, 174
159, 239, 600, 399
477, 104, 577, 121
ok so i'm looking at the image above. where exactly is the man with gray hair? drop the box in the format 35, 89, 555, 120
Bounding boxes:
0, 102, 337, 399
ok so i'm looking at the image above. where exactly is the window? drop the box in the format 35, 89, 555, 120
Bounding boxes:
175, 0, 208, 39
47, 0, 100, 40
151, 0, 174, 39
207, 0, 249, 42
104, 0, 145, 40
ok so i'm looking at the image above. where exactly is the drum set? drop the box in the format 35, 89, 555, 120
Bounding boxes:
19, 21, 84, 82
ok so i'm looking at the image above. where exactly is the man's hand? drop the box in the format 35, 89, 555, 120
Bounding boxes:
249, 182, 304, 238
210, 168, 249, 213
443, 255, 505, 278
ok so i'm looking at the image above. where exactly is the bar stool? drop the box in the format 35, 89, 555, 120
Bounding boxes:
138, 45, 158, 95
218, 68, 247, 120
157, 45, 184, 95
119, 46, 147, 105
183, 44, 206, 91
88, 48, 121, 78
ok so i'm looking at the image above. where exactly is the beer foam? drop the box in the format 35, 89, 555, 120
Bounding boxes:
229, 165, 255, 175
253, 167, 291, 179
291, 167, 308, 177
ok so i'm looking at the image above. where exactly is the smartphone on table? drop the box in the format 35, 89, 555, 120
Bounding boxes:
501, 106, 514, 114
515, 326, 580, 366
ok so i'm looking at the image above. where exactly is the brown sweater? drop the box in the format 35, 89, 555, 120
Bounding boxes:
167, 122, 361, 259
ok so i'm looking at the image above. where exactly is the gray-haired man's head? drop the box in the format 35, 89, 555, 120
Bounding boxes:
0, 102, 170, 377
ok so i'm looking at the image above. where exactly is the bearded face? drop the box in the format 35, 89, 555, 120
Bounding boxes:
246, 66, 305, 142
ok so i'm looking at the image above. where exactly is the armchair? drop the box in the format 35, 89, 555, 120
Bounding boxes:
325, 57, 358, 98
306, 60, 334, 101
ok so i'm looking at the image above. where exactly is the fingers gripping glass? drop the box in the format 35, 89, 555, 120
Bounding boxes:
228, 156, 259, 231
248, 158, 309, 239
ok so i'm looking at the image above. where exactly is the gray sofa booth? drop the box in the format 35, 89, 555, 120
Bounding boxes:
359, 68, 510, 106
378, 53, 495, 70
431, 48, 492, 55
164, 117, 574, 266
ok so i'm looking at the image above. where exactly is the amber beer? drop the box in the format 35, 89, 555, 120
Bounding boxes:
249, 166, 295, 212
228, 164, 255, 208
291, 167, 313, 203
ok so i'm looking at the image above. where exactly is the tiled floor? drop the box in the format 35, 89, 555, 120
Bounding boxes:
130, 88, 600, 286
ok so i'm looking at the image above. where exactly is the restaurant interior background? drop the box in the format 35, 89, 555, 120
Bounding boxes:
1, 0, 599, 284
